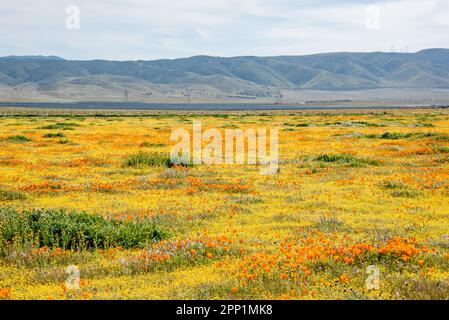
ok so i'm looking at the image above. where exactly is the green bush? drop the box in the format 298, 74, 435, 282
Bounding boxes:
43, 132, 65, 138
0, 208, 169, 251
6, 135, 32, 142
363, 132, 449, 141
283, 122, 311, 127
383, 181, 405, 189
380, 132, 413, 140
415, 123, 435, 128
381, 180, 420, 198
437, 156, 449, 164
123, 152, 177, 168
0, 190, 27, 201
141, 142, 166, 148
435, 146, 449, 153
39, 122, 79, 130
315, 215, 346, 233
315, 154, 380, 167
58, 138, 71, 144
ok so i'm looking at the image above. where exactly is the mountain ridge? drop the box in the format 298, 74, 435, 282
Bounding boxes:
1, 49, 449, 103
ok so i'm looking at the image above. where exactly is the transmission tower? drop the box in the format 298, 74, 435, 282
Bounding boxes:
275, 89, 283, 104
124, 90, 129, 103
185, 89, 191, 104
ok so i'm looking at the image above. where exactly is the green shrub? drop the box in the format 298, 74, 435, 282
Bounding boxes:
415, 123, 435, 127
332, 121, 383, 127
382, 181, 419, 198
393, 277, 449, 300
39, 122, 79, 130
435, 146, 449, 153
380, 132, 413, 140
390, 189, 420, 198
58, 138, 70, 144
437, 156, 449, 164
0, 208, 169, 251
141, 142, 166, 148
0, 190, 27, 201
43, 132, 65, 138
364, 132, 449, 141
283, 122, 311, 127
123, 152, 178, 168
382, 180, 405, 189
362, 134, 378, 139
6, 135, 32, 142
315, 154, 380, 167
315, 215, 346, 233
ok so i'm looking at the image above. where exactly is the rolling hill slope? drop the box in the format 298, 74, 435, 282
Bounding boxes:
1, 49, 449, 102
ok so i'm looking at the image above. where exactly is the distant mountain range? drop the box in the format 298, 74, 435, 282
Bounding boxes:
1, 49, 449, 103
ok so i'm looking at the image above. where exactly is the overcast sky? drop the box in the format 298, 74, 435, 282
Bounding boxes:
0, 0, 448, 60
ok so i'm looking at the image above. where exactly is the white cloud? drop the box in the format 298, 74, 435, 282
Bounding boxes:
0, 0, 447, 59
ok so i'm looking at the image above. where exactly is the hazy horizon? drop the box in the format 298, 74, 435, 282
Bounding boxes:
2, 47, 448, 62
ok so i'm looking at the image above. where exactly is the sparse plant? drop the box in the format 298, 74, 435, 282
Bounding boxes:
6, 135, 32, 142
0, 190, 27, 201
123, 152, 175, 168
315, 154, 380, 167
43, 132, 65, 138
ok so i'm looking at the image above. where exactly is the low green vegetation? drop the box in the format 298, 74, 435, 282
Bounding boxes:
283, 122, 311, 127
141, 142, 166, 148
435, 146, 449, 153
58, 138, 71, 144
363, 132, 449, 141
382, 180, 420, 198
0, 190, 27, 201
315, 215, 346, 233
331, 121, 385, 127
39, 122, 79, 130
123, 152, 175, 168
315, 154, 380, 167
43, 132, 65, 138
6, 135, 32, 142
0, 208, 169, 251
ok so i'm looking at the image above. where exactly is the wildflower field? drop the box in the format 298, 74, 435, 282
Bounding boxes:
0, 107, 449, 300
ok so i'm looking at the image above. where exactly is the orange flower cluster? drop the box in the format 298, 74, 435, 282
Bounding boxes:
378, 237, 430, 262
207, 183, 251, 193
90, 182, 116, 192
97, 247, 123, 256
19, 181, 66, 194
30, 246, 72, 257
237, 234, 430, 286
0, 288, 11, 299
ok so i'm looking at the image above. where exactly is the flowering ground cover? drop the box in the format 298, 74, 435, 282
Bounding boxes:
0, 108, 448, 300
